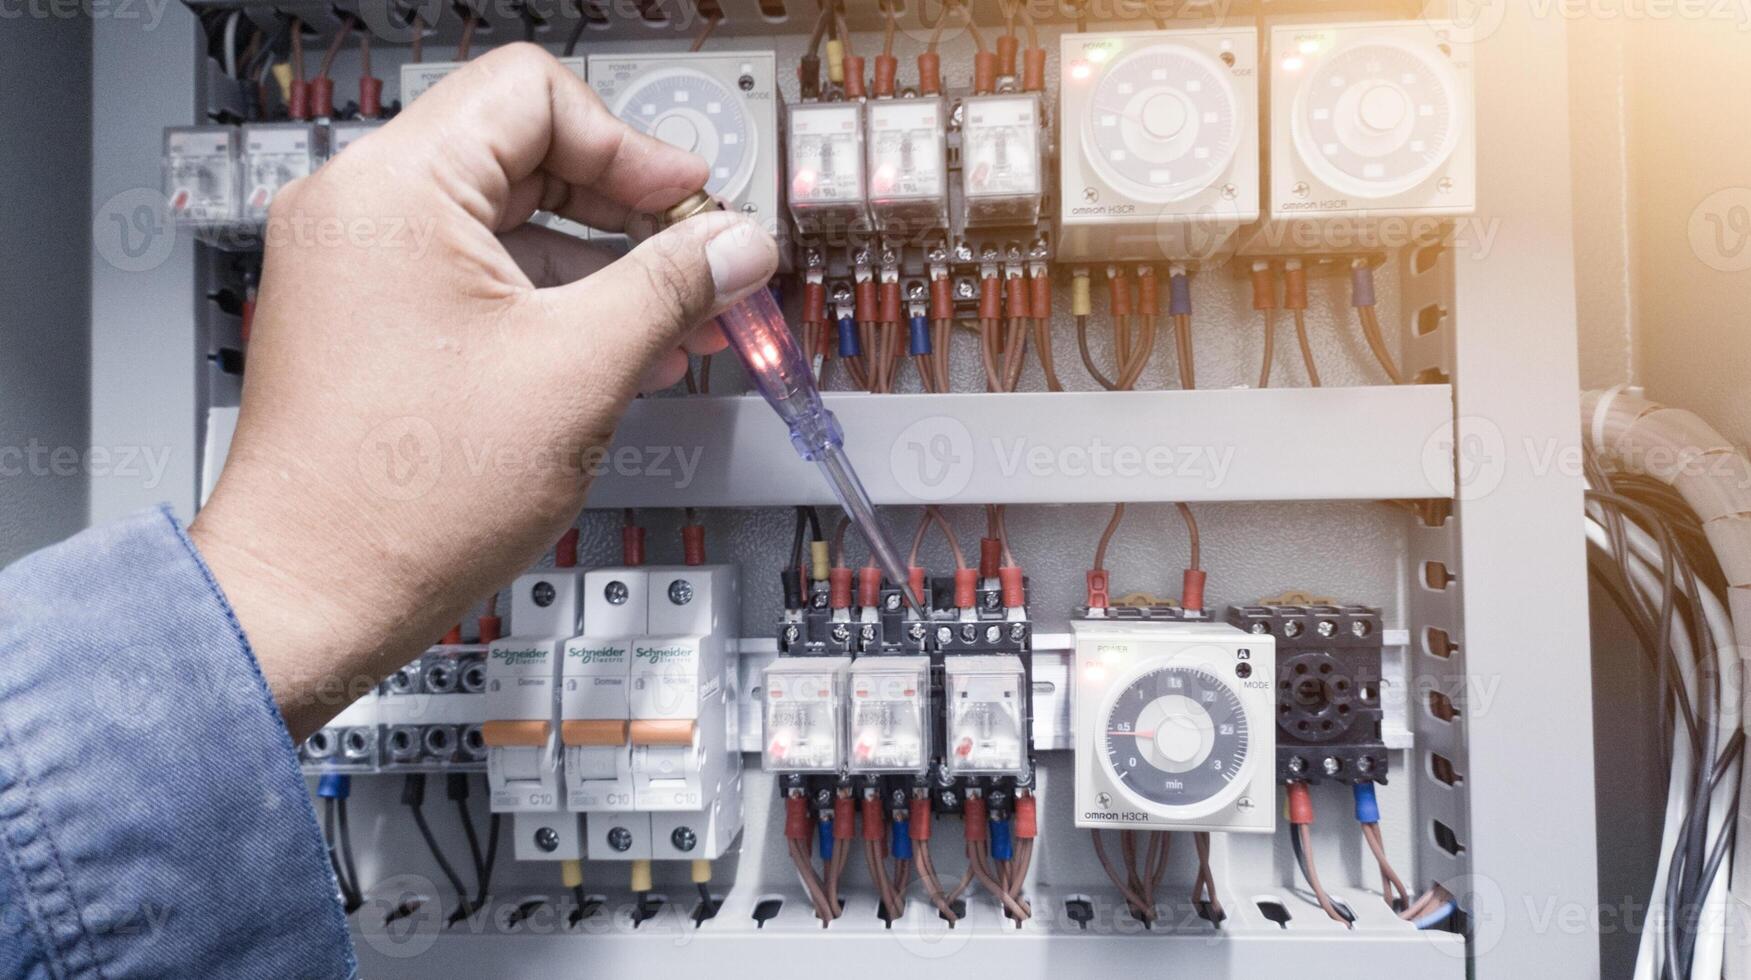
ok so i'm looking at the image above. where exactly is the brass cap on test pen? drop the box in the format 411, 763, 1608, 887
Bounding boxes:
659, 191, 723, 229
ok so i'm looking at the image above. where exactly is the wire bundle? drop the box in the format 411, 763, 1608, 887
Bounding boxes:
1582, 388, 1751, 980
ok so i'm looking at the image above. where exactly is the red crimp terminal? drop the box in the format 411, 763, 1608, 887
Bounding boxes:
359, 76, 383, 118
978, 275, 1002, 320
621, 526, 646, 566
1137, 270, 1159, 317
879, 280, 902, 324
477, 615, 502, 644
973, 51, 997, 94
441, 624, 463, 646
309, 77, 334, 118
862, 796, 885, 841
682, 525, 706, 566
917, 52, 942, 95
1250, 264, 1277, 310
1014, 795, 1038, 839
954, 568, 979, 610
785, 796, 811, 840
996, 34, 1019, 76
873, 54, 897, 97
908, 566, 927, 608
963, 796, 989, 840
858, 565, 882, 609
843, 55, 866, 99
555, 527, 579, 568
1006, 275, 1031, 320
979, 538, 1001, 579
804, 279, 827, 325
1284, 264, 1309, 310
855, 279, 878, 322
829, 567, 853, 610
909, 798, 933, 840
1286, 782, 1314, 825
287, 81, 310, 121
1086, 569, 1111, 609
1029, 271, 1051, 319
834, 796, 856, 840
930, 276, 955, 320
1181, 568, 1207, 613
1022, 48, 1047, 92
999, 566, 1025, 609
1108, 271, 1132, 317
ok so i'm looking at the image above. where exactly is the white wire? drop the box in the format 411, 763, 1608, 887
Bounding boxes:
1587, 515, 1740, 979
224, 10, 241, 79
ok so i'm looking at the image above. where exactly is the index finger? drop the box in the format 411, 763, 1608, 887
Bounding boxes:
376, 44, 708, 232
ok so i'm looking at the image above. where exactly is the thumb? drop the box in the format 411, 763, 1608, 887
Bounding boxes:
546, 210, 778, 369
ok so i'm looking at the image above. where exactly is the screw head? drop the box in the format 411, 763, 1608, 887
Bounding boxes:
1316, 620, 1337, 638
738, 73, 755, 91
1009, 623, 1027, 642
1250, 622, 1269, 634
1287, 755, 1308, 775
1321, 756, 1343, 776
1221, 183, 1237, 199
535, 827, 562, 853
1235, 661, 1252, 679
1357, 755, 1376, 773
938, 790, 958, 808
1438, 177, 1454, 193
984, 625, 1002, 644
783, 624, 801, 646
606, 827, 633, 852
1283, 620, 1304, 638
884, 592, 901, 612
1351, 620, 1372, 638
830, 623, 851, 643
935, 626, 954, 646
860, 624, 877, 644
532, 581, 556, 608
1293, 181, 1311, 198
960, 624, 977, 644
908, 623, 927, 642
604, 581, 629, 605
670, 827, 698, 852
668, 579, 694, 605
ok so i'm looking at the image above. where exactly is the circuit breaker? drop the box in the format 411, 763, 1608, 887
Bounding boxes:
1071, 621, 1276, 832
959, 94, 1045, 229
563, 568, 645, 813
786, 101, 868, 236
864, 96, 950, 236
484, 569, 584, 816
587, 52, 780, 241
163, 126, 240, 226
239, 122, 327, 223
1058, 28, 1259, 261
1268, 21, 1475, 220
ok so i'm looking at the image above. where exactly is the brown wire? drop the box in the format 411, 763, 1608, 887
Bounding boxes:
1174, 503, 1200, 570
1033, 318, 1063, 391
1093, 503, 1126, 571
1116, 316, 1156, 390
1362, 822, 1412, 910
1077, 316, 1120, 390
291, 19, 305, 83
991, 505, 1015, 567
865, 839, 900, 919
933, 319, 953, 392
1293, 309, 1322, 386
914, 842, 957, 922
689, 11, 720, 51
1192, 831, 1225, 921
1297, 824, 1352, 927
316, 16, 355, 79
1257, 308, 1277, 388
789, 839, 835, 924
410, 13, 423, 63
970, 843, 1030, 920
1174, 313, 1197, 388
1358, 306, 1405, 384
456, 12, 478, 60
1091, 830, 1155, 921
979, 319, 1004, 391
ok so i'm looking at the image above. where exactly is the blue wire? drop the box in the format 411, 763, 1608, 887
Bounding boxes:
1414, 900, 1457, 930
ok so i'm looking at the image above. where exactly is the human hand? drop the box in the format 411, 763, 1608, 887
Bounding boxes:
188, 45, 778, 738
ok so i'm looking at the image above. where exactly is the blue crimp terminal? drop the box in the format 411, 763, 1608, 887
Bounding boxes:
990, 819, 1014, 862
1168, 271, 1192, 316
818, 819, 834, 861
837, 315, 862, 358
908, 314, 932, 356
892, 820, 912, 860
316, 773, 351, 799
1350, 263, 1377, 308
1353, 780, 1381, 824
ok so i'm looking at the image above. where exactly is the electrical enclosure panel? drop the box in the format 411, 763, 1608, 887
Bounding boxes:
240, 122, 327, 223
846, 655, 932, 774
401, 56, 586, 104
483, 638, 563, 813
943, 655, 1030, 776
761, 656, 850, 773
786, 101, 868, 236
959, 94, 1044, 229
327, 119, 383, 159
865, 96, 950, 235
163, 126, 240, 226
1058, 28, 1260, 262
1268, 21, 1475, 220
1070, 621, 1275, 833
588, 52, 781, 241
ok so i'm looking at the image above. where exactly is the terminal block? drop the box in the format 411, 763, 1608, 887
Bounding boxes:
379, 644, 489, 772
240, 122, 326, 223
298, 687, 379, 774
163, 126, 240, 227
1226, 603, 1388, 783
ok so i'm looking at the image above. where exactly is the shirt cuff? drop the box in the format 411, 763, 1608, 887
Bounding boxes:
0, 507, 356, 979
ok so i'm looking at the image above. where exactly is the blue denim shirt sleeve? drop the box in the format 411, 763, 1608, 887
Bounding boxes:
0, 508, 357, 979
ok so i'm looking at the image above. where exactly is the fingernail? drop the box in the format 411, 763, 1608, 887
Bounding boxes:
704, 217, 776, 304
